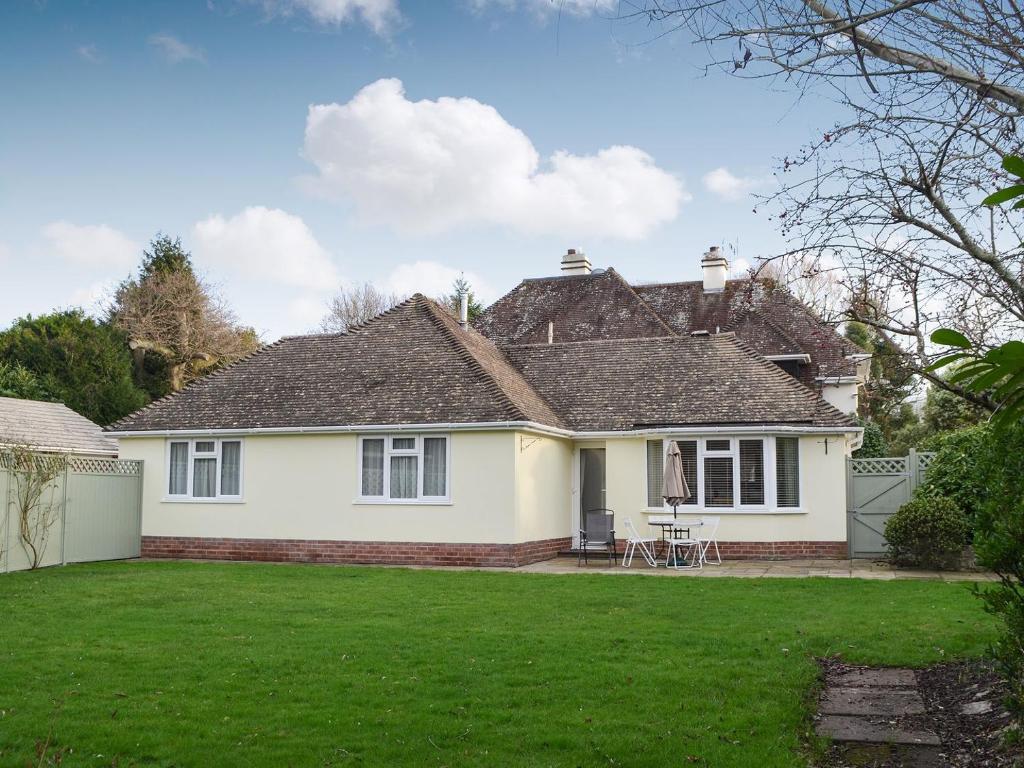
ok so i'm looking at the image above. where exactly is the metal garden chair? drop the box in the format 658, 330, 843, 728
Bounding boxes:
622, 517, 658, 568
578, 508, 617, 567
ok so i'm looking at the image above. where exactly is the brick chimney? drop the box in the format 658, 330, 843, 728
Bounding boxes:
560, 248, 592, 276
701, 246, 728, 293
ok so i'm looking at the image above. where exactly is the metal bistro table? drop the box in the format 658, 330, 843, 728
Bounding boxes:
648, 516, 703, 567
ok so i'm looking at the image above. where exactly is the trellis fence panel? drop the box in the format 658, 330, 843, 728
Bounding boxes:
846, 449, 934, 559
1, 456, 143, 574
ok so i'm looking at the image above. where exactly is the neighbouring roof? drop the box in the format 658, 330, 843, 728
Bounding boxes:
107, 293, 856, 435
504, 334, 855, 431
476, 272, 863, 388
0, 396, 119, 455
107, 295, 567, 433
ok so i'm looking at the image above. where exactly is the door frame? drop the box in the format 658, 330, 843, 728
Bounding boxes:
571, 442, 606, 548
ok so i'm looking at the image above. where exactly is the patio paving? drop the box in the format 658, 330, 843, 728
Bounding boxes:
518, 556, 996, 581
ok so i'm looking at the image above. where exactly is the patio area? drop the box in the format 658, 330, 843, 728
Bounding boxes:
521, 556, 996, 581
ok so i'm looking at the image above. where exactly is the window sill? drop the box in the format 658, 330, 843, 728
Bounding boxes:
643, 507, 805, 515
162, 496, 245, 504
353, 499, 453, 506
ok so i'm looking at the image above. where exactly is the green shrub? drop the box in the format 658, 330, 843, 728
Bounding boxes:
885, 494, 968, 569
973, 422, 1024, 721
852, 418, 887, 458
919, 424, 991, 531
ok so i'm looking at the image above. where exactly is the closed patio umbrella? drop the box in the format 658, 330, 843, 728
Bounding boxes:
663, 441, 691, 518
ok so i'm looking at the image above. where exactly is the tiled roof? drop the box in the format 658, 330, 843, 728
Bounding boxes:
475, 269, 673, 346
477, 272, 862, 388
108, 293, 856, 435
0, 396, 118, 455
503, 334, 856, 431
108, 296, 566, 433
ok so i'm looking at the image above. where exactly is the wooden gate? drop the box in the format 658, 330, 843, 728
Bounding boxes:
846, 450, 934, 558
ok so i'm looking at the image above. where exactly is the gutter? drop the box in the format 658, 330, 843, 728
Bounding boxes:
108, 420, 862, 440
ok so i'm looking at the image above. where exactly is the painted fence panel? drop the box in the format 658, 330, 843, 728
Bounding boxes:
846, 450, 933, 558
1, 456, 142, 574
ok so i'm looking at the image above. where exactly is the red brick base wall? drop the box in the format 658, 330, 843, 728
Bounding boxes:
714, 541, 848, 560
562, 539, 848, 561
141, 535, 572, 568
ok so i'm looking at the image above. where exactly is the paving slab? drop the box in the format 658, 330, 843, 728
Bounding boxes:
816, 715, 940, 746
829, 668, 917, 688
820, 687, 925, 716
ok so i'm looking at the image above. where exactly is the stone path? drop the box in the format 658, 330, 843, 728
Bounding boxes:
816, 666, 943, 766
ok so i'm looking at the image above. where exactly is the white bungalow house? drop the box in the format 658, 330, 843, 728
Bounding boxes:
107, 249, 865, 567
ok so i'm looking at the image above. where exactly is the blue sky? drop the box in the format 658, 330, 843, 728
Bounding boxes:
0, 0, 835, 340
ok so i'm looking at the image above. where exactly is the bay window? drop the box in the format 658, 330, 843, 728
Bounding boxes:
359, 434, 450, 503
645, 435, 801, 511
166, 438, 243, 500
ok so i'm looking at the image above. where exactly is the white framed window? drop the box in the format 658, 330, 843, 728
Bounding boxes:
645, 436, 795, 512
166, 438, 243, 501
358, 434, 450, 503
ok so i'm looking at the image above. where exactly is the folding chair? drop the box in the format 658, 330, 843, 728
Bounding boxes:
698, 516, 722, 565
622, 517, 658, 568
578, 508, 617, 567
665, 524, 702, 570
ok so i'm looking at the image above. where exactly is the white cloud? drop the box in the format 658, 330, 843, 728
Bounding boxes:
148, 33, 206, 64
193, 206, 342, 290
246, 0, 400, 34
42, 221, 138, 269
383, 260, 495, 303
702, 167, 770, 201
467, 0, 616, 18
287, 295, 331, 331
303, 78, 685, 239
76, 44, 100, 62
69, 279, 118, 316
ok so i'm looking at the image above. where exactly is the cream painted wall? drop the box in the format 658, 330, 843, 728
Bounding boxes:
607, 435, 849, 544
119, 429, 851, 548
119, 431, 519, 544
821, 382, 860, 415
512, 432, 573, 542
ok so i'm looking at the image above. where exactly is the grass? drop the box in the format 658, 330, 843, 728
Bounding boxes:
0, 561, 995, 767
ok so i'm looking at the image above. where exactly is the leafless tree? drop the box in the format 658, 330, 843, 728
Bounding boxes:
618, 0, 1024, 408
752, 253, 848, 322
1, 443, 67, 570
319, 283, 404, 333
112, 270, 259, 392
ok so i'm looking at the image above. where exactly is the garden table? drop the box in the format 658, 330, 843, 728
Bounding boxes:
648, 517, 703, 567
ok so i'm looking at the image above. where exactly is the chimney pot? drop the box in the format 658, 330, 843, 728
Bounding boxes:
459, 293, 469, 329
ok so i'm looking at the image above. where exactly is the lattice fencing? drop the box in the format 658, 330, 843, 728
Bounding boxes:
1, 451, 143, 574
846, 450, 935, 558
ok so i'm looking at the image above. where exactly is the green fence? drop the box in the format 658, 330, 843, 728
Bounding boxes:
1, 455, 143, 574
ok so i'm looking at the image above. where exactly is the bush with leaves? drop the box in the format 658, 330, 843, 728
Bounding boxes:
885, 494, 969, 570
973, 422, 1024, 720
852, 418, 887, 458
0, 310, 146, 425
0, 361, 52, 401
918, 425, 991, 531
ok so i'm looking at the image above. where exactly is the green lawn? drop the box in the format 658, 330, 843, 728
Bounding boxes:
0, 562, 995, 767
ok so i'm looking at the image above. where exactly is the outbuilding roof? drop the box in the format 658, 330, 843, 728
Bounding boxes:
0, 396, 119, 455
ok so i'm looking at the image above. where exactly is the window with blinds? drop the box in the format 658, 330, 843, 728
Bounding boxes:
776, 436, 800, 507
646, 441, 664, 507
739, 439, 765, 505
703, 455, 734, 507
646, 440, 698, 507
677, 441, 698, 505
